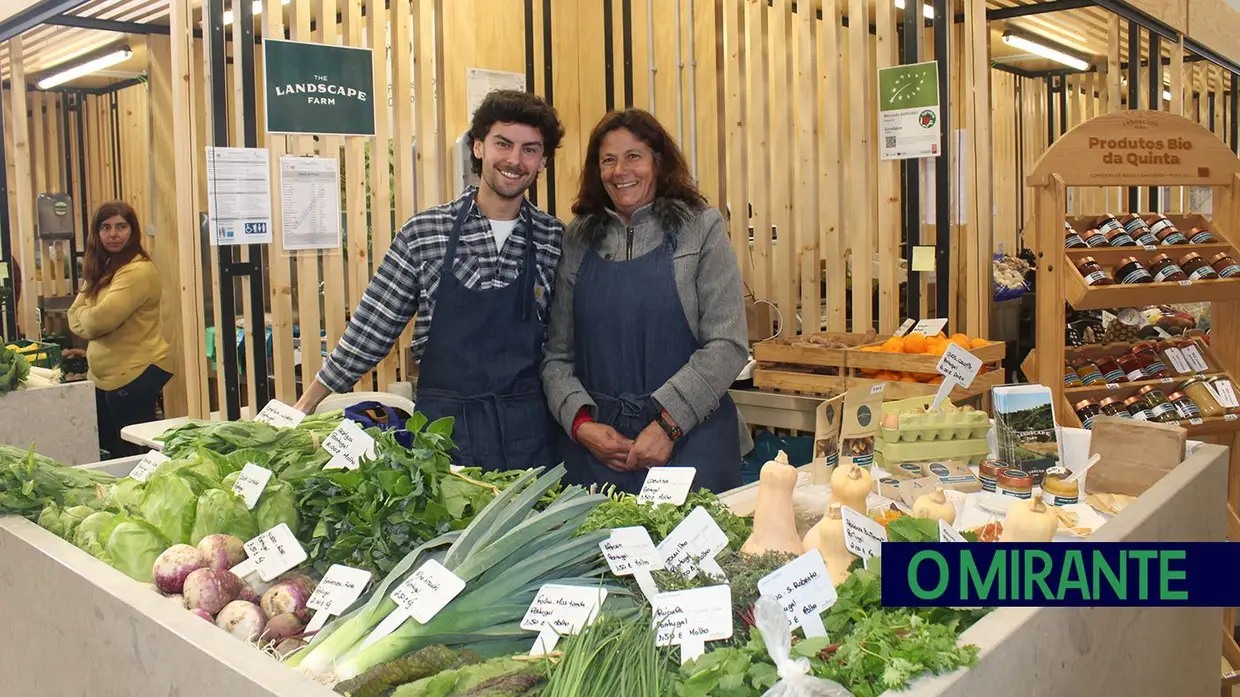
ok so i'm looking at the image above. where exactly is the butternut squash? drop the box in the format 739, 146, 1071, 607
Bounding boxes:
912, 488, 956, 524
815, 503, 856, 586
741, 451, 804, 556
828, 461, 871, 514
998, 497, 1059, 542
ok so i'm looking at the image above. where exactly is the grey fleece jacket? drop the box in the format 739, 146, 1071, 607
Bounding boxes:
541, 197, 749, 436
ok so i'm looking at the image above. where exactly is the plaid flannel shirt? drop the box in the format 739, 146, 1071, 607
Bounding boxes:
317, 187, 564, 393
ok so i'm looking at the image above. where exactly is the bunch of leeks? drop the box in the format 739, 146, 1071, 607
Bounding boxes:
291, 464, 618, 683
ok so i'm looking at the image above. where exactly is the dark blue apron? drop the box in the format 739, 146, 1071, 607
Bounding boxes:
414, 193, 557, 472
560, 229, 742, 494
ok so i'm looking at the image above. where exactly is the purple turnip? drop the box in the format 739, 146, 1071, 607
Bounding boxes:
215, 600, 267, 642
183, 568, 243, 616
259, 575, 315, 620
197, 534, 247, 571
238, 581, 262, 605
261, 612, 307, 644
190, 608, 214, 622
152, 544, 208, 595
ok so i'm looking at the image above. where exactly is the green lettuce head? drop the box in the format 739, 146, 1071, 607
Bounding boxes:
74, 511, 121, 560
105, 518, 169, 583
189, 489, 257, 545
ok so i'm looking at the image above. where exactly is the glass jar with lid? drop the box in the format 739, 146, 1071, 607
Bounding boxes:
997, 469, 1034, 499
1187, 227, 1219, 244
1098, 396, 1128, 418
1116, 352, 1147, 382
1093, 356, 1127, 384
1122, 395, 1153, 421
1121, 214, 1159, 246
1080, 228, 1109, 248
1132, 341, 1169, 379
1210, 252, 1240, 279
1103, 226, 1137, 247
1076, 257, 1114, 286
1179, 252, 1219, 280
1167, 391, 1201, 420
1041, 468, 1080, 506
1063, 363, 1083, 388
1073, 399, 1102, 429
1137, 385, 1180, 422
1148, 254, 1188, 282
1114, 257, 1154, 284
1178, 377, 1224, 417
1070, 358, 1105, 386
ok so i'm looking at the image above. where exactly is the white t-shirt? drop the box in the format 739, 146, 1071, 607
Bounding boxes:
489, 219, 518, 252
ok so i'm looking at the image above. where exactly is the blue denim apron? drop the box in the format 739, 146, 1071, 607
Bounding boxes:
560, 230, 742, 494
414, 193, 557, 472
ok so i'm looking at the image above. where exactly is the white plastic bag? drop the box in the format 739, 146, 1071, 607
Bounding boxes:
754, 596, 855, 697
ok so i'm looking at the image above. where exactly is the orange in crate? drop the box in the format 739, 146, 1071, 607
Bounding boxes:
903, 333, 927, 354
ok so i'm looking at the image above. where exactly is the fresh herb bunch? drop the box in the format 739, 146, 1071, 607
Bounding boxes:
157, 410, 346, 480
579, 488, 752, 549
293, 414, 500, 578
0, 346, 30, 394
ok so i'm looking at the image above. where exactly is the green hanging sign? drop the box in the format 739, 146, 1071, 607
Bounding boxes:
263, 38, 376, 137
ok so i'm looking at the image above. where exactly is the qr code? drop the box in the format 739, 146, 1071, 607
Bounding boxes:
885, 136, 897, 149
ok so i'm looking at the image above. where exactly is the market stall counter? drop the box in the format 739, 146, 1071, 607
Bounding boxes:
0, 439, 1229, 697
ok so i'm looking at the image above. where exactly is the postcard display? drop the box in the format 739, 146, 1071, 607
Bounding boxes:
1025, 110, 1240, 674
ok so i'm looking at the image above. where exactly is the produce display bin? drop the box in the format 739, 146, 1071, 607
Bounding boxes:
0, 380, 99, 465
0, 443, 1229, 697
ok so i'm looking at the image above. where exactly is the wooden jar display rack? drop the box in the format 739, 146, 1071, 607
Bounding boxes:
753, 331, 1006, 400
1027, 110, 1240, 689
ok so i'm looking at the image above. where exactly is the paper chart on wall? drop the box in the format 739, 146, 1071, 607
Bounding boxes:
280, 155, 342, 252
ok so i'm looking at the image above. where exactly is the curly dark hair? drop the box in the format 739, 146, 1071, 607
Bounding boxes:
571, 108, 707, 217
468, 90, 565, 175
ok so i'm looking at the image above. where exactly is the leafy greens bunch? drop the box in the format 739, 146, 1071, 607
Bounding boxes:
293, 414, 504, 578
0, 346, 30, 394
156, 410, 345, 480
579, 488, 753, 549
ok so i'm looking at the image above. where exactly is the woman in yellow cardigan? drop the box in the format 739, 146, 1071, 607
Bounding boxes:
69, 201, 173, 457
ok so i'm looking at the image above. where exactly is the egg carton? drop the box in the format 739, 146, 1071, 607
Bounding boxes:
879, 407, 990, 442
874, 437, 993, 467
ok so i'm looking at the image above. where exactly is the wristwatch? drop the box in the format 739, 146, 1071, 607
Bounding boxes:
655, 411, 683, 441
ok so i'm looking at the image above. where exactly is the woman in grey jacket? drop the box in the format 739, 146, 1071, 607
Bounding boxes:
541, 108, 749, 494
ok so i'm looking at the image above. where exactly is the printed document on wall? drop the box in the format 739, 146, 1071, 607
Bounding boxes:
280, 155, 342, 252
206, 147, 274, 246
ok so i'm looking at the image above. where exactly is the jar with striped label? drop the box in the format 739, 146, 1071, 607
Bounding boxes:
1210, 252, 1240, 278
1070, 358, 1105, 386
1092, 356, 1127, 384
1148, 215, 1190, 245
1187, 227, 1218, 244
1116, 352, 1147, 382
1114, 257, 1154, 284
1148, 254, 1188, 282
1133, 342, 1169, 379
1074, 399, 1102, 429
1063, 363, 1083, 388
1137, 385, 1180, 422
1081, 228, 1110, 248
1121, 214, 1159, 246
1076, 257, 1114, 286
997, 469, 1034, 499
1179, 252, 1219, 281
1123, 395, 1153, 421
1098, 396, 1129, 418
1167, 391, 1201, 420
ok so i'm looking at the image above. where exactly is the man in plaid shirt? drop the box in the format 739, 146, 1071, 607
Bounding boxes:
296, 91, 566, 472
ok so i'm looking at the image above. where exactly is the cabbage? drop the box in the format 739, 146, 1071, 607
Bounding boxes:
74, 511, 121, 560
254, 478, 299, 534
140, 471, 199, 545
37, 503, 93, 539
105, 478, 146, 514
189, 489, 257, 545
105, 518, 169, 582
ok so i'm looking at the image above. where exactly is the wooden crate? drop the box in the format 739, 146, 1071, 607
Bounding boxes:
752, 330, 1006, 400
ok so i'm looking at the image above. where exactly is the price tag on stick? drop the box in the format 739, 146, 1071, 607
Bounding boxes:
930, 343, 983, 410
235, 523, 308, 582
657, 507, 729, 579
231, 463, 273, 510
362, 559, 466, 650
638, 467, 697, 506
305, 565, 372, 633
521, 584, 608, 655
756, 549, 837, 637
840, 506, 887, 560
322, 420, 377, 470
652, 585, 733, 663
128, 450, 170, 482
600, 526, 664, 599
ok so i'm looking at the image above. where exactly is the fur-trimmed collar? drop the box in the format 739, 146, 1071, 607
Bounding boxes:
571, 197, 700, 245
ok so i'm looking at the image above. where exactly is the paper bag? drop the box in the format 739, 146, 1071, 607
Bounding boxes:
746, 297, 776, 343
1084, 416, 1186, 497
808, 393, 846, 485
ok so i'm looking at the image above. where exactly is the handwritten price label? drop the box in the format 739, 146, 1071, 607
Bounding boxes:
322, 420, 376, 470
1180, 345, 1211, 373
390, 559, 465, 624
128, 450, 170, 482
756, 549, 837, 636
231, 463, 272, 510
840, 505, 887, 560
657, 507, 729, 578
600, 526, 663, 576
253, 399, 306, 428
652, 585, 733, 649
305, 564, 372, 632
241, 523, 307, 582
520, 584, 607, 635
638, 467, 697, 506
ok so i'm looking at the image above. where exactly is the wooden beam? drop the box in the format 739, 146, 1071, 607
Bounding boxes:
820, 0, 845, 332
263, 0, 296, 404
8, 37, 37, 339
875, 0, 899, 334
318, 0, 346, 379
795, 0, 820, 334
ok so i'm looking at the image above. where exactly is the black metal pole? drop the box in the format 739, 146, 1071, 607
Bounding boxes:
542, 0, 556, 217
0, 95, 15, 340
604, 0, 615, 112
1127, 21, 1140, 212
933, 0, 950, 323
1148, 32, 1160, 211
237, 0, 269, 409
207, 0, 241, 420
1059, 76, 1068, 135
901, 1, 920, 317
1016, 78, 1025, 246
1046, 76, 1055, 145
110, 92, 123, 198
622, 0, 634, 107
74, 93, 86, 292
